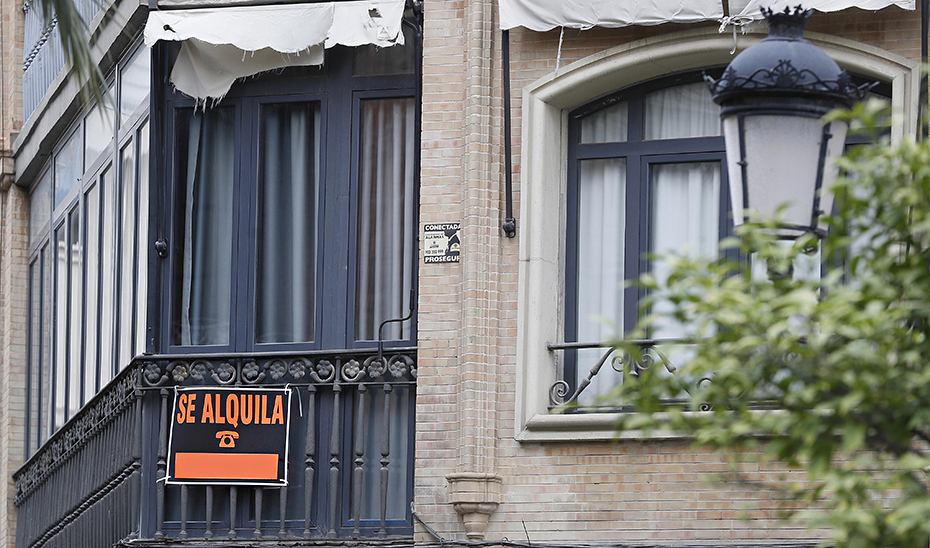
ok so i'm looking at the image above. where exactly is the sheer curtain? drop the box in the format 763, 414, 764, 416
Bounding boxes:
256, 103, 319, 344
650, 163, 720, 341
576, 158, 626, 404
176, 107, 235, 346
581, 101, 628, 143
644, 82, 720, 140
574, 82, 721, 404
356, 98, 416, 341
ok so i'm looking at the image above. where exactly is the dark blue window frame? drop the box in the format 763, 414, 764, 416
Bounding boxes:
563, 71, 732, 392
150, 40, 420, 357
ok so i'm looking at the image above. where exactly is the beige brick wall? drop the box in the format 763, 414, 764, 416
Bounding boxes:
1, 0, 23, 151
0, 0, 25, 546
415, 1, 923, 543
0, 183, 28, 548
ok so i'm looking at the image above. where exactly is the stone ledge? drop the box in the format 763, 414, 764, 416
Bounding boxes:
445, 472, 502, 541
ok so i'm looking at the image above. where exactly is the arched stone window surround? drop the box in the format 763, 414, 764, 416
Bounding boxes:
514, 26, 919, 442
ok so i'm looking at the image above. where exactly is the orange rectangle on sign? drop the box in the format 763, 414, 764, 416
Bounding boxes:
175, 453, 279, 480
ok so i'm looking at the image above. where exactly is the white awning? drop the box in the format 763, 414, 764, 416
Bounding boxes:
144, 0, 406, 101
729, 0, 914, 20
499, 0, 726, 31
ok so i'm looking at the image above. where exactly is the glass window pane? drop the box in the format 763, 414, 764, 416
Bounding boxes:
256, 102, 319, 344
172, 107, 235, 346
119, 140, 136, 366
356, 97, 416, 341
85, 89, 115, 168
580, 101, 628, 144
99, 167, 117, 387
41, 243, 50, 442
68, 209, 82, 416
55, 130, 83, 207
84, 183, 99, 397
644, 82, 720, 140
354, 25, 415, 77
120, 45, 150, 125
28, 260, 40, 455
135, 122, 150, 356
575, 158, 626, 404
53, 226, 66, 428
30, 169, 51, 246
649, 162, 720, 341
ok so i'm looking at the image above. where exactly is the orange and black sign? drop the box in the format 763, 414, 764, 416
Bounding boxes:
166, 387, 292, 486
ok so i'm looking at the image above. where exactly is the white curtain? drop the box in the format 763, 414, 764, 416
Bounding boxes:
356, 98, 416, 341
179, 108, 235, 346
576, 158, 626, 404
650, 163, 720, 338
574, 82, 722, 404
644, 82, 720, 140
581, 101, 628, 143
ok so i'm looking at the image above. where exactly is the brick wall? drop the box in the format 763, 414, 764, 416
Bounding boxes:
414, 1, 923, 543
1, 0, 23, 151
0, 0, 26, 545
0, 183, 28, 548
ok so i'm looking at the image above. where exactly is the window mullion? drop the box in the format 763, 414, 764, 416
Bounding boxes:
237, 97, 257, 353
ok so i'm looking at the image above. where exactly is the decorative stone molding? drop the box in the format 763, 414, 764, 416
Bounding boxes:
514, 26, 920, 443
446, 472, 502, 540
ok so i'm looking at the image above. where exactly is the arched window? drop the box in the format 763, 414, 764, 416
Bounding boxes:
513, 30, 917, 440
564, 74, 730, 403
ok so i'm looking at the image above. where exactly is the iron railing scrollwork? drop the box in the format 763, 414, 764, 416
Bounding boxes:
13, 368, 141, 548
14, 348, 417, 548
548, 339, 714, 409
140, 348, 416, 541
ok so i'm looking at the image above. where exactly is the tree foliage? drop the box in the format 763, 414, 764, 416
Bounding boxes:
613, 100, 930, 548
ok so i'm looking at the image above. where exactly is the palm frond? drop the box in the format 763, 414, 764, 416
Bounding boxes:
29, 0, 109, 107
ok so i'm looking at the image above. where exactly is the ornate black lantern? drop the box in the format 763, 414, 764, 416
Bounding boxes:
706, 6, 868, 238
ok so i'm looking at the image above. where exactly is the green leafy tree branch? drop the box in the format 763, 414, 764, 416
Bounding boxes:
613, 100, 930, 548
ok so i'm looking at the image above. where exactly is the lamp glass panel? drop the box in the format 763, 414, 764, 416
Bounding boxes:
722, 115, 744, 225
741, 114, 823, 229
818, 119, 848, 226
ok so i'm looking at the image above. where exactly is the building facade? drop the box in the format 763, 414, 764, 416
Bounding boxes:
0, 0, 923, 546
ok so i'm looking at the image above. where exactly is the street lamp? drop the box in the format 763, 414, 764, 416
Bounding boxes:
706, 6, 867, 238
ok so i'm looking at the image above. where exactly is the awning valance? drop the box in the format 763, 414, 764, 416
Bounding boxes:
500, 0, 914, 32
730, 0, 914, 20
499, 0, 726, 31
144, 0, 406, 101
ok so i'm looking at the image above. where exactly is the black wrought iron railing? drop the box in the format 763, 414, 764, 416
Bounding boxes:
547, 339, 691, 409
14, 348, 417, 548
13, 368, 140, 548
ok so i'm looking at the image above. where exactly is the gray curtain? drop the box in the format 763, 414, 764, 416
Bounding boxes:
356, 98, 416, 341
256, 103, 319, 344
179, 108, 235, 346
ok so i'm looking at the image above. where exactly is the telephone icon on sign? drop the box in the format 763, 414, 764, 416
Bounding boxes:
216, 430, 239, 448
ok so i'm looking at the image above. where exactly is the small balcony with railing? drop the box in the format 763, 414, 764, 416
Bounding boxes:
13, 348, 417, 548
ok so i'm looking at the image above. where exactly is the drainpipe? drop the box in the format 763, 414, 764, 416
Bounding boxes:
502, 29, 516, 238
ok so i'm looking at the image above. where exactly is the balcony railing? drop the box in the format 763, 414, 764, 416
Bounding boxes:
22, 0, 101, 122
14, 348, 417, 548
547, 339, 694, 409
